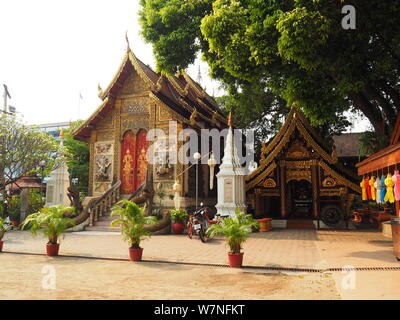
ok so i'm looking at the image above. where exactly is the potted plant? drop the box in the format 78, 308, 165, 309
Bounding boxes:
206, 209, 259, 268
170, 208, 188, 234
110, 200, 157, 261
0, 217, 12, 252
21, 205, 76, 256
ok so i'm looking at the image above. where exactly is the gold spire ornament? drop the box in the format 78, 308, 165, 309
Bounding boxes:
227, 110, 233, 127
97, 83, 103, 98
59, 128, 65, 140
125, 31, 130, 51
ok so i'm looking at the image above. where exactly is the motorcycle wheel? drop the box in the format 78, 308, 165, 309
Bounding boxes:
199, 228, 206, 243
188, 225, 192, 239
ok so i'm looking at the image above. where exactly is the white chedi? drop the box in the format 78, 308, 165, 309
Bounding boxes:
215, 112, 247, 218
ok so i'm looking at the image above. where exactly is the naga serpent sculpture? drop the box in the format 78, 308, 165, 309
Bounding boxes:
67, 165, 171, 233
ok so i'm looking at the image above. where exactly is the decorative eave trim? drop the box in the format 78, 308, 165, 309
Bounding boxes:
128, 51, 156, 87
319, 160, 361, 193
149, 91, 191, 126
196, 98, 227, 125
182, 71, 206, 98
295, 120, 337, 165
167, 75, 188, 97
246, 162, 277, 191
99, 50, 157, 100
262, 108, 296, 155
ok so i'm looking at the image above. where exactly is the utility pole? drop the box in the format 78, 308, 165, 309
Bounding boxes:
2, 84, 11, 115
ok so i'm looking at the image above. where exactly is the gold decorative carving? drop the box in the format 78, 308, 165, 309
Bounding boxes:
246, 162, 277, 191
117, 71, 148, 96
286, 141, 310, 158
285, 160, 312, 169
286, 169, 311, 182
322, 176, 337, 187
158, 106, 172, 122
97, 131, 114, 141
96, 112, 114, 129
95, 142, 113, 155
121, 117, 149, 137
122, 96, 149, 115
262, 178, 276, 188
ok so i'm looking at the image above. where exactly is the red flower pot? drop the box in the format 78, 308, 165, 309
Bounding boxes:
257, 218, 272, 232
172, 223, 185, 235
0, 240, 3, 252
129, 247, 143, 261
46, 243, 60, 256
228, 252, 244, 268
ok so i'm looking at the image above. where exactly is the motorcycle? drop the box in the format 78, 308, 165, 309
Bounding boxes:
187, 203, 214, 243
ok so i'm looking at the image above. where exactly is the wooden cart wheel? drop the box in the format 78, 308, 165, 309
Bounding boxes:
320, 205, 343, 227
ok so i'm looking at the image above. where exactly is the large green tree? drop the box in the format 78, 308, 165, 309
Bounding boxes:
64, 121, 89, 197
0, 116, 58, 216
139, 0, 400, 143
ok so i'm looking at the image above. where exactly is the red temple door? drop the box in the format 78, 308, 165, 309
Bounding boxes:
120, 129, 148, 194
121, 131, 137, 194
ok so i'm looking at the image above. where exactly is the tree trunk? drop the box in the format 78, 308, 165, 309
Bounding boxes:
348, 91, 388, 136
364, 85, 396, 127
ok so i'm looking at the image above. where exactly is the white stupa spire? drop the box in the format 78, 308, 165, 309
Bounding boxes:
215, 111, 247, 218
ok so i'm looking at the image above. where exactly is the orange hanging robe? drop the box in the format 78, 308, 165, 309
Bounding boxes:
384, 173, 395, 204
360, 179, 367, 201
369, 176, 376, 201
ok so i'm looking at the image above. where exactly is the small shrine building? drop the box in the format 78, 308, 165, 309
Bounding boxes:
245, 108, 361, 227
73, 46, 227, 208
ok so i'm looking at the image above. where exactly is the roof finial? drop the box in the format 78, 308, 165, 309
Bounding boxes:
60, 128, 65, 140
228, 110, 233, 127
125, 31, 130, 51
97, 83, 103, 98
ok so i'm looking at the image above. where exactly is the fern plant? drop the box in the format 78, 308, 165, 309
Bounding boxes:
0, 217, 12, 241
206, 209, 259, 254
110, 200, 158, 249
170, 208, 188, 224
21, 205, 76, 244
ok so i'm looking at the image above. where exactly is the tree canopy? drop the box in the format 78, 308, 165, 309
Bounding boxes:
139, 0, 400, 143
0, 116, 58, 200
64, 121, 89, 197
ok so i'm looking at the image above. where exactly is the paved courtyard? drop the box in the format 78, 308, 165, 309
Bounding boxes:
0, 228, 399, 299
2, 228, 398, 269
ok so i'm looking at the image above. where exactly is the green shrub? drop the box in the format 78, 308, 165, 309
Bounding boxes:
170, 208, 188, 224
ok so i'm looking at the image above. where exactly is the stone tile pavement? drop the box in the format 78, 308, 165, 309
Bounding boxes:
2, 228, 398, 269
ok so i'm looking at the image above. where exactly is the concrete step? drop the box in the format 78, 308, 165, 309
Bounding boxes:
97, 216, 114, 222
93, 220, 114, 227
286, 220, 315, 229
85, 226, 121, 232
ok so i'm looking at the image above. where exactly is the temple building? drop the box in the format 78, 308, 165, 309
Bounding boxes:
73, 46, 227, 209
245, 108, 361, 228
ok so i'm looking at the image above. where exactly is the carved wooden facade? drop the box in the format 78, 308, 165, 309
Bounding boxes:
246, 108, 361, 226
73, 48, 226, 207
